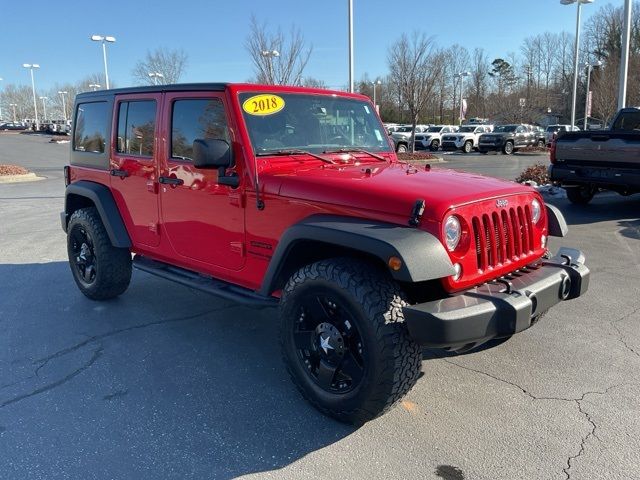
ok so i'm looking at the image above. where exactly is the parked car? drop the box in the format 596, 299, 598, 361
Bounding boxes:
60, 83, 589, 424
478, 124, 539, 155
441, 124, 493, 153
550, 106, 640, 204
414, 125, 458, 151
390, 124, 429, 152
545, 124, 579, 146
0, 121, 27, 131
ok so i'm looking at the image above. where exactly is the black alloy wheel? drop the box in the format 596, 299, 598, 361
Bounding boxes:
70, 225, 97, 286
293, 292, 366, 394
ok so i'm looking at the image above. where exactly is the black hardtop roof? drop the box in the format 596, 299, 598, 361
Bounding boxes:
75, 83, 228, 100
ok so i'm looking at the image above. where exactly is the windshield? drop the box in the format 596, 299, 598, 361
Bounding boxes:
494, 125, 518, 133
239, 92, 392, 155
428, 126, 443, 132
459, 126, 476, 132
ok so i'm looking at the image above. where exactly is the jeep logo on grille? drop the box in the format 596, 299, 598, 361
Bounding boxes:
496, 199, 508, 208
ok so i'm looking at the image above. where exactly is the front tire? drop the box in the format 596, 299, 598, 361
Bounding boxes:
430, 139, 440, 151
463, 140, 473, 153
280, 259, 421, 424
503, 141, 514, 155
396, 143, 408, 153
67, 207, 132, 300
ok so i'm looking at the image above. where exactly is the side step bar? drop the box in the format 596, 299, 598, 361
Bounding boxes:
133, 255, 278, 309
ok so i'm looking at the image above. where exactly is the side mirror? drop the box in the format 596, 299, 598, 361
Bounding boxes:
192, 138, 232, 169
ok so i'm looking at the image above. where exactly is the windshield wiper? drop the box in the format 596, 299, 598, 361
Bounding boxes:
256, 149, 336, 164
323, 148, 387, 162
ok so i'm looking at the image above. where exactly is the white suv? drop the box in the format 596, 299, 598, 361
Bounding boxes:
441, 125, 493, 153
390, 125, 429, 152
414, 125, 458, 151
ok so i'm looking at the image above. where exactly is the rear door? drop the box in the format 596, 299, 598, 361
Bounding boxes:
158, 92, 245, 270
110, 93, 161, 247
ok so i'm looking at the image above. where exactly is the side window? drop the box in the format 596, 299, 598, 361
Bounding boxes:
116, 100, 156, 157
171, 98, 229, 161
516, 126, 525, 133
74, 102, 108, 153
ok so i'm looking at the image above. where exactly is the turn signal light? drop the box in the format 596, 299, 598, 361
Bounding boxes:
388, 256, 403, 271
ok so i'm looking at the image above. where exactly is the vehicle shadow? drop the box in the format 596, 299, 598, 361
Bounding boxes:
0, 262, 354, 479
544, 193, 640, 227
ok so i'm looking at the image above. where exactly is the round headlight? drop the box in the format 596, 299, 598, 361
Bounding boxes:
531, 199, 541, 224
444, 215, 461, 251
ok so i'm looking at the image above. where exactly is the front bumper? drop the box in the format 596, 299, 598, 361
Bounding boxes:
478, 142, 503, 151
403, 247, 589, 350
441, 140, 463, 151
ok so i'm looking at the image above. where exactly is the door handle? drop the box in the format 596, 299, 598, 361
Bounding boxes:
158, 176, 184, 186
110, 169, 129, 178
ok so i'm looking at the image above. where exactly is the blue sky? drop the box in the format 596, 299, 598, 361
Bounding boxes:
1, 0, 603, 92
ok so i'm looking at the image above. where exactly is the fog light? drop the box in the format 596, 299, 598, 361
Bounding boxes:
452, 263, 462, 280
541, 234, 547, 248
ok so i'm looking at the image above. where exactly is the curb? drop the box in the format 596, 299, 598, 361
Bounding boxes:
0, 173, 45, 184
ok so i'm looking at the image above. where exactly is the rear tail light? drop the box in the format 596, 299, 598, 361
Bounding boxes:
64, 165, 70, 186
549, 137, 557, 164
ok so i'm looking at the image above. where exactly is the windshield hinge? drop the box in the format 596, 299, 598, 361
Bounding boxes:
408, 199, 425, 227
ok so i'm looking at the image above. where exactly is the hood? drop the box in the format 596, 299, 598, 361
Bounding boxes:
262, 159, 534, 221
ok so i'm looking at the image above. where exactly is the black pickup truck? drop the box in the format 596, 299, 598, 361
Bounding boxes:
550, 107, 640, 204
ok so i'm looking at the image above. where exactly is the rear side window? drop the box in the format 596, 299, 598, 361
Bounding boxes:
171, 98, 229, 161
116, 100, 156, 157
74, 102, 108, 153
612, 111, 640, 131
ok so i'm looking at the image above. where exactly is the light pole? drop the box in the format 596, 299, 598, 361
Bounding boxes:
89, 83, 101, 91
90, 35, 116, 89
9, 104, 17, 122
23, 63, 40, 130
348, 0, 354, 93
371, 79, 382, 111
148, 72, 164, 85
560, 0, 594, 129
39, 96, 48, 120
618, 0, 632, 109
260, 50, 280, 84
58, 91, 68, 121
0, 77, 3, 120
583, 60, 602, 130
453, 71, 470, 125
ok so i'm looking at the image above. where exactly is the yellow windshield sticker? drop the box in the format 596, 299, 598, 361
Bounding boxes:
242, 94, 285, 116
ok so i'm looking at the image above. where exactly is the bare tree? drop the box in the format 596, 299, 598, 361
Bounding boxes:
131, 48, 188, 85
0, 85, 33, 121
245, 16, 312, 85
469, 48, 490, 119
445, 45, 471, 124
387, 32, 444, 151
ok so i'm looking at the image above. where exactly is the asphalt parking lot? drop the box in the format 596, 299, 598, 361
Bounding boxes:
0, 133, 638, 480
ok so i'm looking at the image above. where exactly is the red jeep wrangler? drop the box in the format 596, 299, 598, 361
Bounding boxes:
61, 84, 589, 423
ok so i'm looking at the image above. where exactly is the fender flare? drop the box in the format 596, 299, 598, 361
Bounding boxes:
258, 215, 455, 296
546, 204, 568, 237
63, 181, 132, 248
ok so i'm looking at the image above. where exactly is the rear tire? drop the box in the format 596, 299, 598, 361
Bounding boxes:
536, 139, 545, 148
566, 186, 595, 205
280, 258, 421, 424
67, 207, 132, 300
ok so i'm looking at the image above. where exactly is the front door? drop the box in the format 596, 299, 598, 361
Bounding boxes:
159, 92, 245, 270
110, 94, 161, 247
